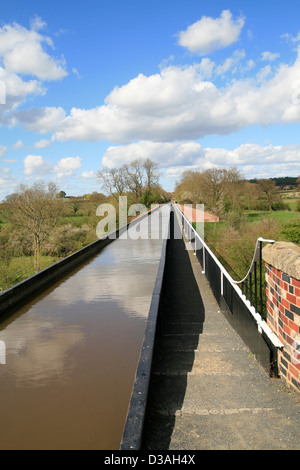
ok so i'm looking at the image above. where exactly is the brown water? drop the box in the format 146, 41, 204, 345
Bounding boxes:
0, 206, 170, 450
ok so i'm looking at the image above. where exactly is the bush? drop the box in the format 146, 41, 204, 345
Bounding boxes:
216, 217, 279, 279
46, 224, 91, 257
281, 222, 300, 245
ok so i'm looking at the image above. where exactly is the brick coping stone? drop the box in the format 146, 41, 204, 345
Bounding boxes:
262, 242, 300, 281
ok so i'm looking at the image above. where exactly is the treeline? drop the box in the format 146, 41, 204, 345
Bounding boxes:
97, 157, 169, 207
249, 176, 299, 187
174, 168, 300, 215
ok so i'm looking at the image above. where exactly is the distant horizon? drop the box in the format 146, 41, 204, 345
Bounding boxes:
1, 0, 300, 200
1, 173, 298, 202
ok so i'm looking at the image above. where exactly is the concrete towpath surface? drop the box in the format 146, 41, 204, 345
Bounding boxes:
141, 211, 300, 450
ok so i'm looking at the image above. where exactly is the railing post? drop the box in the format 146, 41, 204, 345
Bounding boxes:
260, 239, 263, 316
254, 261, 258, 313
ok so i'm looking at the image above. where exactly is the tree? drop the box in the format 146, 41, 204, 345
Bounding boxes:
70, 200, 81, 215
242, 181, 261, 210
174, 171, 205, 203
7, 182, 61, 272
97, 166, 127, 202
97, 158, 161, 203
258, 179, 281, 211
174, 167, 241, 212
143, 158, 160, 190
124, 159, 145, 201
56, 190, 66, 199
201, 168, 241, 210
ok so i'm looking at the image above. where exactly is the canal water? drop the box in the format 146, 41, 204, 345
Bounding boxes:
0, 205, 170, 450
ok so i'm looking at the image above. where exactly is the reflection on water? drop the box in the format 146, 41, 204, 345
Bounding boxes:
0, 205, 170, 450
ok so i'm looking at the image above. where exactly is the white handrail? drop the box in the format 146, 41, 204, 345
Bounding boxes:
231, 237, 275, 285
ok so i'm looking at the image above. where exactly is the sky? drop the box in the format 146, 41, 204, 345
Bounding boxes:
0, 0, 300, 200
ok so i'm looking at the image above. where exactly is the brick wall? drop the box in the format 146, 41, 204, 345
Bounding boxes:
263, 242, 300, 392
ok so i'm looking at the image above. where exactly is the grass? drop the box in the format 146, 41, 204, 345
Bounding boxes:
244, 210, 300, 224
202, 210, 299, 244
0, 255, 60, 292
60, 215, 92, 227
283, 199, 298, 210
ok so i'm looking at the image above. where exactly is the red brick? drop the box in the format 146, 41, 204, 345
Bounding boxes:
286, 334, 294, 346
287, 293, 297, 304
278, 327, 284, 342
292, 278, 300, 289
267, 307, 274, 317
295, 287, 300, 297
282, 298, 290, 309
289, 320, 300, 333
276, 269, 282, 279
283, 324, 291, 336
279, 303, 284, 314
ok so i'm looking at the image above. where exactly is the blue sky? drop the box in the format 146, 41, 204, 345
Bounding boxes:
0, 0, 300, 199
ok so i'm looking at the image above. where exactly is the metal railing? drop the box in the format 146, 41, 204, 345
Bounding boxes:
231, 237, 275, 318
174, 204, 283, 377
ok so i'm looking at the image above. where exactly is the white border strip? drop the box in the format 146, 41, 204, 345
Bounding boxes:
174, 204, 283, 349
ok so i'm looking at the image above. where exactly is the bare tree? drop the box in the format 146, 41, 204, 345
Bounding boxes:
124, 159, 145, 201
97, 158, 161, 202
7, 181, 61, 272
143, 158, 160, 190
97, 166, 127, 202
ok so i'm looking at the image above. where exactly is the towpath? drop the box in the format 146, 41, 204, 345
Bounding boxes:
141, 212, 300, 450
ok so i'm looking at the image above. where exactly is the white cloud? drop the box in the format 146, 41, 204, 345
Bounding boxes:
23, 154, 52, 176
0, 21, 67, 81
0, 145, 8, 157
41, 49, 300, 144
34, 139, 51, 149
215, 49, 246, 76
177, 10, 245, 55
30, 16, 47, 32
72, 67, 81, 79
0, 65, 44, 119
256, 64, 272, 82
101, 140, 300, 181
261, 51, 280, 62
17, 106, 66, 133
0, 19, 68, 126
23, 154, 83, 180
102, 141, 203, 168
81, 170, 96, 179
13, 140, 24, 149
281, 31, 300, 44
0, 167, 16, 194
54, 156, 82, 178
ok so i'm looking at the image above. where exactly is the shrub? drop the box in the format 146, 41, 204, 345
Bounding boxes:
281, 222, 300, 245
